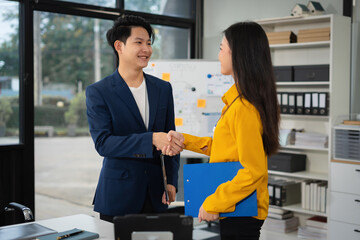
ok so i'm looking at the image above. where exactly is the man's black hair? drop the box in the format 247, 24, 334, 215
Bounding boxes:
106, 14, 155, 64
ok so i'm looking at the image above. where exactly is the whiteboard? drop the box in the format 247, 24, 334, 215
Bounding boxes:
143, 60, 234, 136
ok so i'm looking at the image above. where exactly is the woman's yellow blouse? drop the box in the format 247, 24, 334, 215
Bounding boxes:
183, 84, 269, 220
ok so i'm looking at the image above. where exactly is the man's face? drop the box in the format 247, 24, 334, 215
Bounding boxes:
117, 27, 153, 70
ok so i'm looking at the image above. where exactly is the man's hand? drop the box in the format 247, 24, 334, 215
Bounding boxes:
153, 132, 169, 150
153, 132, 184, 155
198, 205, 219, 223
162, 184, 176, 205
161, 131, 185, 156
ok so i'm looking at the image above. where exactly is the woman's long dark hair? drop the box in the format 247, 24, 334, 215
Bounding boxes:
224, 22, 280, 156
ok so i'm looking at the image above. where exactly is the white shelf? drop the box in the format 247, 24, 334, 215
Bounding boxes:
257, 14, 331, 26
276, 81, 329, 86
280, 114, 329, 120
268, 170, 328, 181
280, 203, 328, 217
270, 41, 330, 49
280, 145, 329, 152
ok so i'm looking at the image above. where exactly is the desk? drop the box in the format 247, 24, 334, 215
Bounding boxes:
0, 214, 113, 240
0, 214, 220, 240
0, 214, 301, 240
36, 214, 113, 239
37, 215, 220, 240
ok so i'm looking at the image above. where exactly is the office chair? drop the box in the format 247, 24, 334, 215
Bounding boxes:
2, 202, 34, 226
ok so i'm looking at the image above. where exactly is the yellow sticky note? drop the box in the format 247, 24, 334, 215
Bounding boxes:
175, 118, 183, 126
162, 73, 171, 81
197, 99, 206, 108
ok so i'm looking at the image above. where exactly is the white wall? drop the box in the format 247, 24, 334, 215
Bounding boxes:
203, 0, 343, 59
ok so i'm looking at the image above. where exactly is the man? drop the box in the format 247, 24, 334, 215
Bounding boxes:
86, 14, 182, 222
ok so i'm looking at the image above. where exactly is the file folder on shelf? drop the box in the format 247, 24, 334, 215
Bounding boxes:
288, 93, 296, 114
183, 161, 257, 217
304, 93, 312, 115
274, 181, 301, 207
319, 92, 328, 115
277, 93, 282, 108
296, 93, 304, 114
281, 93, 289, 114
311, 92, 319, 115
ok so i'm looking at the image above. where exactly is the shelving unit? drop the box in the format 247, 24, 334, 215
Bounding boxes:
281, 203, 328, 217
268, 170, 328, 181
270, 40, 330, 49
280, 145, 328, 152
276, 81, 329, 86
280, 114, 329, 120
257, 14, 351, 238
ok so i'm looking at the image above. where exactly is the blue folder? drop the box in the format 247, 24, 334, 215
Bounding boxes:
183, 161, 257, 217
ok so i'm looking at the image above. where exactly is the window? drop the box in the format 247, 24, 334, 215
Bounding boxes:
55, 0, 116, 8
0, 0, 19, 145
34, 12, 114, 219
125, 0, 195, 19
152, 25, 190, 59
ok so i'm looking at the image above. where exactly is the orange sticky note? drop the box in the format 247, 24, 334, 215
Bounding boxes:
151, 63, 155, 67
197, 99, 206, 108
162, 73, 171, 81
175, 118, 183, 126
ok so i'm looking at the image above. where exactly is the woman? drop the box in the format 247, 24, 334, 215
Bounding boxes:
164, 22, 280, 240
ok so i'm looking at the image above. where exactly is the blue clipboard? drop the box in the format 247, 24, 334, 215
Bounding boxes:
183, 161, 257, 217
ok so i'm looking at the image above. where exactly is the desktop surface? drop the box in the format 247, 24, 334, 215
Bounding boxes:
0, 213, 297, 240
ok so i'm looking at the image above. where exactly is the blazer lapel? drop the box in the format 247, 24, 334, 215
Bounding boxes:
111, 71, 146, 129
145, 74, 159, 131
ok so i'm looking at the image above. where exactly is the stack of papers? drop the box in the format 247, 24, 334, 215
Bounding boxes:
294, 132, 328, 149
297, 216, 327, 239
267, 207, 294, 220
263, 216, 299, 233
298, 226, 327, 239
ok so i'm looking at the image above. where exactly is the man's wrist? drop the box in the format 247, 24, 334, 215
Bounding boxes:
152, 132, 157, 145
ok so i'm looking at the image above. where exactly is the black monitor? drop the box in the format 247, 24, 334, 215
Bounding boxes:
113, 213, 193, 240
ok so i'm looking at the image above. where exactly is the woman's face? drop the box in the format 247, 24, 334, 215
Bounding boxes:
218, 36, 233, 76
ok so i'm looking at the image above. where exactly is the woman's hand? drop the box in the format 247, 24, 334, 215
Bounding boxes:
161, 130, 185, 156
198, 205, 219, 222
153, 132, 184, 155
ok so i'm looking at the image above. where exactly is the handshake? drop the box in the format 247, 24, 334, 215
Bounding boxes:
153, 130, 185, 156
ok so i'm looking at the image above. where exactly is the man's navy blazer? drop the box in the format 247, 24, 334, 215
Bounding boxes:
86, 70, 179, 216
